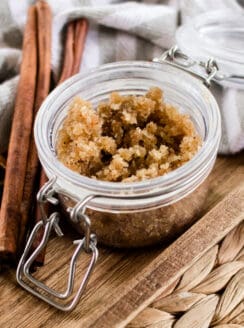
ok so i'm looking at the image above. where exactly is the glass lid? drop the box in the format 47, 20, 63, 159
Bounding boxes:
176, 10, 244, 89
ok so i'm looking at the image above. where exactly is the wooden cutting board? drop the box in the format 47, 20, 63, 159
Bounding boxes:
0, 153, 243, 328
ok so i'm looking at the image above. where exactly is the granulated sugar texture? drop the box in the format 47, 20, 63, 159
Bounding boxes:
57, 87, 201, 182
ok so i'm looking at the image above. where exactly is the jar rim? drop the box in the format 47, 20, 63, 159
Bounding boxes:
34, 61, 221, 210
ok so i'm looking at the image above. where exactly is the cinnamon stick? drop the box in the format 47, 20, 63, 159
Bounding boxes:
72, 19, 88, 75
58, 22, 76, 84
29, 20, 75, 268
0, 6, 38, 263
18, 0, 52, 258
32, 18, 89, 268
59, 19, 88, 83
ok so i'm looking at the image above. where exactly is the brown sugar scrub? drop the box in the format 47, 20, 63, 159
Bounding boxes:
57, 87, 202, 182
56, 87, 207, 248
59, 181, 209, 247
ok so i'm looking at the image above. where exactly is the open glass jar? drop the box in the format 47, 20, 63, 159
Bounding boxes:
35, 61, 220, 247
17, 60, 221, 311
17, 9, 244, 312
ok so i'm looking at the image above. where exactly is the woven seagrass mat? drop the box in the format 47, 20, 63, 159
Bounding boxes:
128, 222, 244, 328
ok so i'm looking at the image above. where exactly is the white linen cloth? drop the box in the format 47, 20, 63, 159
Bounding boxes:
0, 0, 243, 154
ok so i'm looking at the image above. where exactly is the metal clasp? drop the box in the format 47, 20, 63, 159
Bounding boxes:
16, 177, 99, 311
153, 45, 219, 87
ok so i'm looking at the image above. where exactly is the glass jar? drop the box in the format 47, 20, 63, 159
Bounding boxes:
34, 61, 221, 248
176, 11, 244, 90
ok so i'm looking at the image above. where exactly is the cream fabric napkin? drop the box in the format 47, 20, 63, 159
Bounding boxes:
0, 0, 243, 154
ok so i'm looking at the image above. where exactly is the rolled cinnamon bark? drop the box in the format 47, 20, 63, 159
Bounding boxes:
32, 17, 89, 268
0, 6, 38, 263
72, 19, 89, 75
18, 0, 52, 259
59, 18, 88, 83
58, 22, 76, 84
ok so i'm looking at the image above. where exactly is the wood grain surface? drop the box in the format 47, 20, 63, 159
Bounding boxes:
0, 153, 243, 328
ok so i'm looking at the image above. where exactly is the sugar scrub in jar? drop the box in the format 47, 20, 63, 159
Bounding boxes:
34, 61, 221, 247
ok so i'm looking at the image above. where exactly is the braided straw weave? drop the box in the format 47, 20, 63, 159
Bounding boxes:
128, 222, 244, 328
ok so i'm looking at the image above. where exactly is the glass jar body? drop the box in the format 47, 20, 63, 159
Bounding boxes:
60, 180, 209, 247
35, 61, 221, 248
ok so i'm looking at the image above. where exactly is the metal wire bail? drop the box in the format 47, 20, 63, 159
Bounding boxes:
16, 177, 99, 311
153, 45, 219, 87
